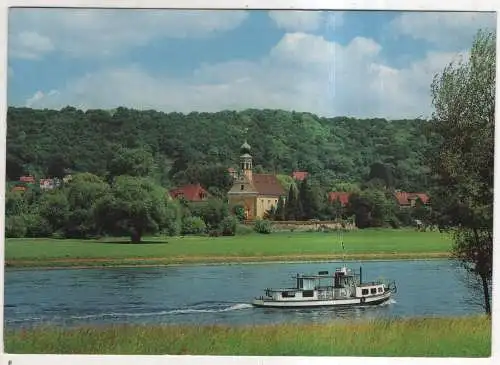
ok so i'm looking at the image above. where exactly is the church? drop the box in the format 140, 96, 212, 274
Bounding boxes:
227, 141, 286, 220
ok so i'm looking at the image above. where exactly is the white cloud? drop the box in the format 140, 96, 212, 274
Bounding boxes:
9, 31, 54, 60
26, 90, 60, 107
8, 8, 248, 59
23, 32, 465, 119
268, 10, 344, 32
390, 12, 496, 48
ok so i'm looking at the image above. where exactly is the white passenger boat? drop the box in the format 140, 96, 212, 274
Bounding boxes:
252, 264, 397, 308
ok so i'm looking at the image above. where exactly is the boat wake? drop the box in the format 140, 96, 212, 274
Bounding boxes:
6, 302, 253, 324
72, 303, 253, 319
379, 298, 397, 306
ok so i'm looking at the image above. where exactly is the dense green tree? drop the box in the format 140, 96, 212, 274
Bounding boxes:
298, 179, 322, 220
64, 173, 110, 238
163, 199, 182, 236
94, 176, 169, 243
367, 162, 394, 189
37, 189, 71, 235
6, 155, 25, 181
189, 198, 229, 229
5, 190, 28, 216
428, 29, 494, 315
284, 184, 299, 220
330, 198, 344, 221
107, 146, 155, 179
173, 164, 233, 197
346, 188, 397, 228
46, 154, 72, 179
275, 196, 286, 221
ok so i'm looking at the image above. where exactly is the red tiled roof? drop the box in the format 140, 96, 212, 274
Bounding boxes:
328, 192, 351, 206
20, 175, 35, 183
12, 186, 27, 192
169, 183, 209, 202
395, 191, 430, 205
252, 174, 285, 196
292, 171, 309, 181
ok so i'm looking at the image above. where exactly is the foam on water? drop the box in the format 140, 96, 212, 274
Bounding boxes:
7, 302, 254, 324
380, 298, 397, 306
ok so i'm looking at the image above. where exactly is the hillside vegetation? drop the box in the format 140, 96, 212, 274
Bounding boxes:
6, 107, 435, 191
5, 107, 439, 241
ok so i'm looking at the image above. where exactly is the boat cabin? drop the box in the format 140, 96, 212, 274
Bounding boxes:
355, 282, 385, 297
264, 266, 367, 301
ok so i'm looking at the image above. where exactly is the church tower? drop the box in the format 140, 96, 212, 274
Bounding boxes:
240, 140, 253, 183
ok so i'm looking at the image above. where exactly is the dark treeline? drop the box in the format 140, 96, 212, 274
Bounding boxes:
6, 106, 437, 191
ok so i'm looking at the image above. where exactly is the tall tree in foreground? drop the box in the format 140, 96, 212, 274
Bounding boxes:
94, 176, 169, 243
428, 29, 494, 315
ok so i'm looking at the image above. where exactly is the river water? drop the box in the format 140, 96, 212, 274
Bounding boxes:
3, 259, 482, 329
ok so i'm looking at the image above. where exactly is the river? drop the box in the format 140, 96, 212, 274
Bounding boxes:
3, 259, 482, 329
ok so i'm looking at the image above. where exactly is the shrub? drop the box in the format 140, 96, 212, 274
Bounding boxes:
219, 216, 238, 236
396, 209, 413, 227
233, 205, 246, 222
23, 213, 53, 238
388, 217, 400, 229
254, 219, 272, 234
208, 229, 221, 237
235, 223, 254, 236
181, 216, 207, 235
5, 215, 27, 238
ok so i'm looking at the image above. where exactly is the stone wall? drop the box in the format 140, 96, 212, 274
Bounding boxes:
244, 220, 357, 232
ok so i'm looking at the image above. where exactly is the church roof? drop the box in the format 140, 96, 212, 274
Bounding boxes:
252, 174, 285, 196
240, 141, 251, 154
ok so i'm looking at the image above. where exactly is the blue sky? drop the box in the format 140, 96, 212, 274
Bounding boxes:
7, 9, 496, 119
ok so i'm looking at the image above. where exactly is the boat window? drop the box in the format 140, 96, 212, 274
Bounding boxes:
370, 288, 377, 294
297, 278, 304, 289
378, 287, 383, 293
362, 289, 369, 295
303, 290, 314, 298
282, 291, 296, 298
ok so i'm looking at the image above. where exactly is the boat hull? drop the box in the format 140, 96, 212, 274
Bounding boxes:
252, 291, 392, 308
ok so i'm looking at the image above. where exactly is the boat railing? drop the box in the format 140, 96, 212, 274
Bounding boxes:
378, 279, 397, 293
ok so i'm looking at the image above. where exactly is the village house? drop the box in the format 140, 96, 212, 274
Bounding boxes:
291, 170, 309, 181
11, 185, 28, 193
169, 183, 209, 203
328, 191, 430, 210
40, 178, 61, 191
227, 141, 286, 220
328, 192, 351, 206
19, 175, 35, 184
395, 191, 430, 208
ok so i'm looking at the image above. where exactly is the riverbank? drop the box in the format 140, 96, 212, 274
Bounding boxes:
4, 316, 490, 356
6, 252, 452, 270
5, 229, 453, 269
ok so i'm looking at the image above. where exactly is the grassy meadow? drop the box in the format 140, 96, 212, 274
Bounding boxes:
4, 316, 490, 356
5, 228, 453, 268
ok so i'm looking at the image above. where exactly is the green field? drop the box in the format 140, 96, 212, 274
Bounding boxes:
5, 229, 453, 268
4, 316, 490, 356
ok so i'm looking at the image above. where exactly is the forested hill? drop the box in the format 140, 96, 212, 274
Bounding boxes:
6, 106, 435, 191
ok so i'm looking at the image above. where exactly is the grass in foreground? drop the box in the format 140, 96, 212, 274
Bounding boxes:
4, 316, 490, 356
5, 229, 453, 268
